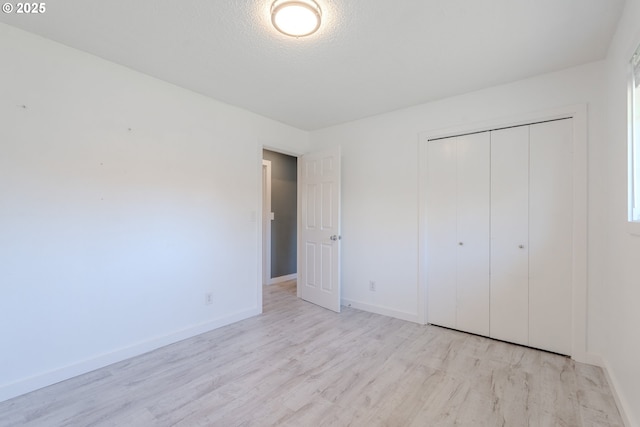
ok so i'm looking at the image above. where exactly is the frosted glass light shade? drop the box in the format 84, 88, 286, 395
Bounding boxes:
271, 0, 322, 37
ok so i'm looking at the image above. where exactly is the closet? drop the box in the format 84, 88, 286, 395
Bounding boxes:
426, 118, 573, 355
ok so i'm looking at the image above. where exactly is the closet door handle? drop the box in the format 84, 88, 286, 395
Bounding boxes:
459, 242, 464, 246
519, 245, 525, 249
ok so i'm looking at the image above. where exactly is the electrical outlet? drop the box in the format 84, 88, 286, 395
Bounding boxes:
205, 293, 213, 305
369, 281, 376, 292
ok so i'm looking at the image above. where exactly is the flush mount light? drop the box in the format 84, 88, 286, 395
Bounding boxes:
271, 0, 322, 37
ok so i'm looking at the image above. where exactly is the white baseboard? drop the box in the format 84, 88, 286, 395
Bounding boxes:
587, 354, 636, 427
342, 298, 419, 323
0, 307, 260, 403
267, 273, 297, 285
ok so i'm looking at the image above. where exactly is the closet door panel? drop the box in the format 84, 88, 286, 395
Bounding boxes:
426, 138, 457, 328
529, 119, 573, 355
456, 133, 491, 336
490, 127, 530, 346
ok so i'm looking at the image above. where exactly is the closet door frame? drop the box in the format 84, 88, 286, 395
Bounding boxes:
418, 104, 588, 362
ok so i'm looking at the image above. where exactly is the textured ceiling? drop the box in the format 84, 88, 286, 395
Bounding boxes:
0, 0, 626, 130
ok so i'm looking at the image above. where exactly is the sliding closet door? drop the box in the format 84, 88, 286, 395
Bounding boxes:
529, 119, 573, 355
426, 138, 457, 329
456, 133, 490, 336
490, 126, 529, 346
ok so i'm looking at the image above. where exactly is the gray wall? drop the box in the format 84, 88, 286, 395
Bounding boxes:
263, 150, 297, 278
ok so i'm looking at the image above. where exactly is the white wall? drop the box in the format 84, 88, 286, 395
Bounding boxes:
3, 6, 639, 421
599, 0, 640, 425
0, 23, 309, 401
311, 26, 640, 420
310, 61, 607, 325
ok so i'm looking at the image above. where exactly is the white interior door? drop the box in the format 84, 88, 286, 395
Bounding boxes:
298, 147, 341, 312
456, 132, 491, 336
426, 133, 490, 334
426, 138, 457, 328
490, 126, 530, 346
529, 119, 573, 355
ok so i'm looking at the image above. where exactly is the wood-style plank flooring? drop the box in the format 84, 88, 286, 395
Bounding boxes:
0, 281, 624, 426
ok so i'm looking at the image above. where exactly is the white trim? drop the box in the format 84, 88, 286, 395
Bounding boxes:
569, 105, 589, 364
267, 273, 297, 285
342, 298, 419, 323
297, 152, 302, 300
0, 307, 260, 403
418, 104, 589, 362
262, 144, 303, 159
417, 137, 429, 325
418, 105, 584, 141
262, 159, 272, 285
587, 354, 635, 427
255, 146, 264, 313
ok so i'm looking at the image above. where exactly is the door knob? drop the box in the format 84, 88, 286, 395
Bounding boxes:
519, 245, 525, 249
330, 235, 341, 241
459, 242, 464, 246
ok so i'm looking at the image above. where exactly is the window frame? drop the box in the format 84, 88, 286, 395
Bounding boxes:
628, 42, 640, 235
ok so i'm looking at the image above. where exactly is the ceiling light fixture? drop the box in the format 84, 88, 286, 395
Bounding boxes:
271, 0, 322, 38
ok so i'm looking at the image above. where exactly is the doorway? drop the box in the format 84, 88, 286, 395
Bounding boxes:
262, 150, 298, 287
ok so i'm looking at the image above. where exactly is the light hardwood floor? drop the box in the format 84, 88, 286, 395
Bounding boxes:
0, 281, 624, 426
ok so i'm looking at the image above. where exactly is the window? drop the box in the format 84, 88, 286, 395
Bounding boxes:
630, 43, 640, 222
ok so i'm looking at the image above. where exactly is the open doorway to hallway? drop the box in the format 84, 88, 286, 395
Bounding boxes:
262, 149, 298, 298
